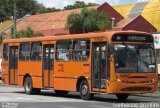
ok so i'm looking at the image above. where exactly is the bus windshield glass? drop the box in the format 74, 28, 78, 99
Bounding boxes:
114, 44, 155, 73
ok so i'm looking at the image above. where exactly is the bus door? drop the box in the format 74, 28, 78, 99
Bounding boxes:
9, 46, 18, 85
43, 44, 54, 88
92, 43, 107, 92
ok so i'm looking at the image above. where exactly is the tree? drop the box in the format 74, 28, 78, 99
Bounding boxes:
66, 8, 112, 34
64, 1, 97, 10
0, 0, 60, 22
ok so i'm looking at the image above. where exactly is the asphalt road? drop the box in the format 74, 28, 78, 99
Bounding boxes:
0, 86, 160, 108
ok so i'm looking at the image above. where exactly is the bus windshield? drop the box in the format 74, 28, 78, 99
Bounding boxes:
114, 44, 155, 73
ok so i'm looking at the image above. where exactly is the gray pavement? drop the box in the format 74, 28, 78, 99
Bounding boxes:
0, 85, 160, 108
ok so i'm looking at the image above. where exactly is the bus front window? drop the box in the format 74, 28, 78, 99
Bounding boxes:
114, 44, 155, 73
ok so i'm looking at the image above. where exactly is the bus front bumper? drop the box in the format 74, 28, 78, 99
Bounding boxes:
107, 81, 157, 94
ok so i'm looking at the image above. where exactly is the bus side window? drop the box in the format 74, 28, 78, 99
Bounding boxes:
73, 39, 90, 61
30, 42, 42, 61
20, 43, 30, 60
56, 40, 72, 61
3, 43, 8, 60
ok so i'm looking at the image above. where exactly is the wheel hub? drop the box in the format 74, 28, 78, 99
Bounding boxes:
26, 81, 31, 92
82, 85, 88, 96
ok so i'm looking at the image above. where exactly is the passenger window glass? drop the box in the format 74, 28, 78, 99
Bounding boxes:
20, 43, 30, 60
10, 47, 18, 69
44, 45, 54, 70
30, 42, 42, 61
56, 40, 72, 61
3, 43, 8, 60
73, 39, 90, 61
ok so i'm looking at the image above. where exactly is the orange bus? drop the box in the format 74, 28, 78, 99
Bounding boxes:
1, 31, 158, 100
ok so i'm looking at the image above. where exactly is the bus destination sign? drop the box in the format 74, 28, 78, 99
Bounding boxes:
112, 34, 153, 42
127, 36, 146, 41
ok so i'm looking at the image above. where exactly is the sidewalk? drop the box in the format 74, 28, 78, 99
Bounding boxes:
0, 80, 13, 87
0, 80, 5, 86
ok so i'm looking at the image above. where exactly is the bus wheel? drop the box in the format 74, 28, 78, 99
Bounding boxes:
80, 80, 94, 100
54, 90, 69, 95
24, 77, 40, 95
116, 94, 129, 100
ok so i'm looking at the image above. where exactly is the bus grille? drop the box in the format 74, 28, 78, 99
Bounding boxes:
121, 87, 152, 91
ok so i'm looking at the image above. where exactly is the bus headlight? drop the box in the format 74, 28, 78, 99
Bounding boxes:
147, 79, 154, 83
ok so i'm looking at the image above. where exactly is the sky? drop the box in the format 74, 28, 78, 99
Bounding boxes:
36, 0, 154, 9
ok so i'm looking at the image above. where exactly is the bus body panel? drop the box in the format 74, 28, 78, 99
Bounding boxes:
18, 76, 23, 87
18, 61, 43, 87
2, 61, 9, 84
54, 61, 91, 91
32, 76, 42, 88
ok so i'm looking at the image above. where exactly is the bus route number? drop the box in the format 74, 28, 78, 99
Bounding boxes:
94, 38, 104, 42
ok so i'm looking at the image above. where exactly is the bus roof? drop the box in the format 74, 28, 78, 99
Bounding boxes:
3, 31, 152, 43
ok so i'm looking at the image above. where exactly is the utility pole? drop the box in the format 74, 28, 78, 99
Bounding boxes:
13, 0, 17, 39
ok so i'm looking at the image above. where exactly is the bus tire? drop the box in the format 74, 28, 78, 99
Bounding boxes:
24, 77, 40, 95
54, 90, 69, 95
116, 94, 129, 100
80, 80, 94, 100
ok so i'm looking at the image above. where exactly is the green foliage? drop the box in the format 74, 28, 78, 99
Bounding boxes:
35, 32, 44, 36
64, 1, 97, 10
0, 37, 2, 44
0, 0, 60, 22
10, 27, 44, 38
66, 13, 84, 33
16, 27, 33, 38
158, 82, 160, 92
66, 8, 112, 34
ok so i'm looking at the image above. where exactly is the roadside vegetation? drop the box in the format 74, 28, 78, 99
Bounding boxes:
66, 8, 111, 34
158, 82, 160, 92
10, 27, 44, 39
0, 0, 97, 23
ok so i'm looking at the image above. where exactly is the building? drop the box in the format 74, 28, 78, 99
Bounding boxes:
114, 15, 157, 32
113, 0, 160, 32
0, 2, 158, 37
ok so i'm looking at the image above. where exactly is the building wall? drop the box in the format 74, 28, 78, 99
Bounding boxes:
38, 28, 69, 36
123, 16, 157, 32
97, 3, 124, 24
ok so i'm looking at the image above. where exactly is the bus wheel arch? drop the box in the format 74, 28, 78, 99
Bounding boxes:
76, 76, 87, 92
77, 76, 94, 100
23, 74, 40, 95
23, 73, 31, 86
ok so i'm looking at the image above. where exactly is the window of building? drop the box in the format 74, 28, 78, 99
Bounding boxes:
3, 43, 8, 60
56, 40, 72, 61
73, 39, 90, 61
20, 43, 30, 60
30, 42, 42, 61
